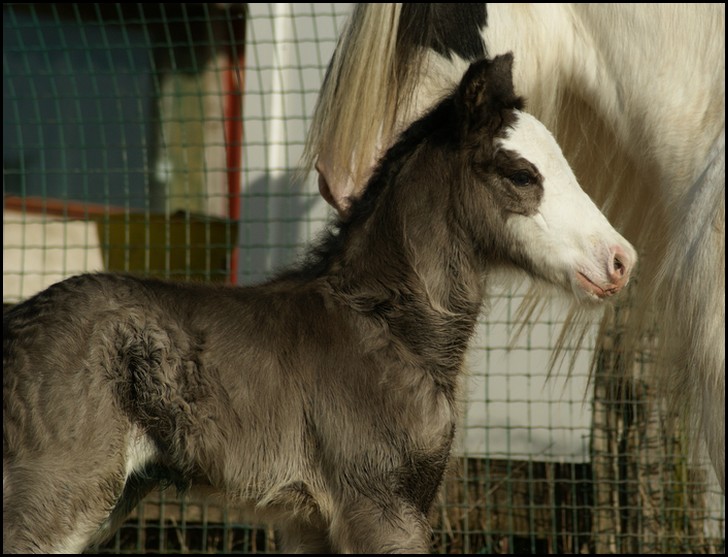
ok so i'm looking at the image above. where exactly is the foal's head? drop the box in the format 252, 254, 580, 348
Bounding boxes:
452, 54, 636, 300
360, 53, 636, 302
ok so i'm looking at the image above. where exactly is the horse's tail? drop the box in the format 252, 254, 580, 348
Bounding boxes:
301, 4, 431, 190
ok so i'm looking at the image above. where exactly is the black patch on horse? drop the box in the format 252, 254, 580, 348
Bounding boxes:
400, 4, 487, 61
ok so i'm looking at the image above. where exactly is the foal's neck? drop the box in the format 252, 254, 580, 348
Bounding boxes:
332, 162, 485, 375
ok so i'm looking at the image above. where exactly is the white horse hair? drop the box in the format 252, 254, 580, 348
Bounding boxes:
303, 3, 725, 491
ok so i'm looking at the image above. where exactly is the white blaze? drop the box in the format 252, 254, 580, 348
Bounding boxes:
499, 111, 637, 300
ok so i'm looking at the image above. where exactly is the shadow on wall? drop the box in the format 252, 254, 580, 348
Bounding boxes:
238, 171, 326, 285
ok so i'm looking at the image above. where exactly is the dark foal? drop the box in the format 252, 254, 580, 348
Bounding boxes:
3, 54, 635, 553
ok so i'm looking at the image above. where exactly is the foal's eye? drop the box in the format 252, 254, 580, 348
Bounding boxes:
508, 171, 533, 187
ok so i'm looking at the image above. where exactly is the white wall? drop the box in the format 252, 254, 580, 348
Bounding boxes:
239, 3, 348, 285
3, 211, 104, 303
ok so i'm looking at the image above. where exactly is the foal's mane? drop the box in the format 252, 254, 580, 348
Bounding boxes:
285, 92, 459, 283
291, 57, 524, 284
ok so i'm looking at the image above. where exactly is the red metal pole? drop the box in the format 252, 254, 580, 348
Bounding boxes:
223, 10, 245, 284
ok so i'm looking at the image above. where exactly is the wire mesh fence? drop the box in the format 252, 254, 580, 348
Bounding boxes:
3, 3, 724, 554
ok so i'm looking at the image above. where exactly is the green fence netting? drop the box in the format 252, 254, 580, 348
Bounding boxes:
3, 3, 724, 554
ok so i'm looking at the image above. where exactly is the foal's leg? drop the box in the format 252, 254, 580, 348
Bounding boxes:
87, 471, 163, 549
278, 516, 333, 553
329, 496, 432, 553
3, 406, 143, 552
3, 458, 127, 553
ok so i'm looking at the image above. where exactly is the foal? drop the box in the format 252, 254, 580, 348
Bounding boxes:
3, 54, 635, 553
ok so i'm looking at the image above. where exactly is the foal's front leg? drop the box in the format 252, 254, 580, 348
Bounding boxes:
329, 495, 432, 553
278, 515, 333, 553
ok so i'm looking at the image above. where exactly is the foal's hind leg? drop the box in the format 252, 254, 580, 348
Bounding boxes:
86, 468, 164, 550
3, 418, 148, 552
3, 458, 128, 553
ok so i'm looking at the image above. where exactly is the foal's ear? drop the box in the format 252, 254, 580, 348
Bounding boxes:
457, 53, 524, 139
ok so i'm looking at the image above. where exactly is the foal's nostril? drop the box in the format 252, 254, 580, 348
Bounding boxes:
613, 256, 625, 278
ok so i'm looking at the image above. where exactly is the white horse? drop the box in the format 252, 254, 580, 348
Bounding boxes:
302, 4, 725, 490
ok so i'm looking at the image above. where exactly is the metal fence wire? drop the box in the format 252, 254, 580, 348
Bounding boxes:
3, 3, 724, 554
